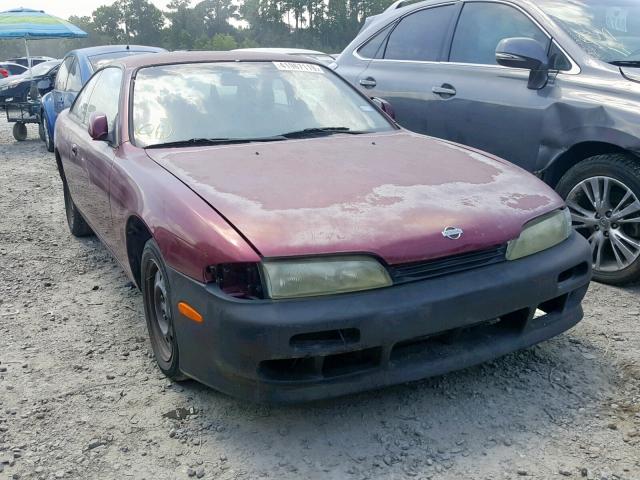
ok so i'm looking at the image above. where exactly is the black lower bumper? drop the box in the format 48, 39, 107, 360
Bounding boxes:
168, 232, 591, 403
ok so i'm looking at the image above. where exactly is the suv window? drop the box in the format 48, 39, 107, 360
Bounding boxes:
84, 68, 123, 135
66, 58, 83, 92
358, 24, 395, 60
450, 2, 550, 66
384, 5, 456, 62
70, 71, 101, 125
55, 57, 72, 90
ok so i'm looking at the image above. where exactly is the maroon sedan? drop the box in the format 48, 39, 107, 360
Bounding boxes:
54, 52, 591, 403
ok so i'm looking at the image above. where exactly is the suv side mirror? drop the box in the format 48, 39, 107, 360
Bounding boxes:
496, 37, 550, 90
371, 96, 396, 120
88, 112, 109, 141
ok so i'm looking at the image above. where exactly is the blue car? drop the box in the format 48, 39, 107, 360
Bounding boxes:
41, 45, 165, 152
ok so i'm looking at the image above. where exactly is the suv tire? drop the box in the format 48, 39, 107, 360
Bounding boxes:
557, 154, 640, 285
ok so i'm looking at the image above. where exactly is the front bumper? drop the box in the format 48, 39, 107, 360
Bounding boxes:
168, 232, 591, 403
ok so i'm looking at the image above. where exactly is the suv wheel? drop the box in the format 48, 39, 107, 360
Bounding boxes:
557, 154, 640, 285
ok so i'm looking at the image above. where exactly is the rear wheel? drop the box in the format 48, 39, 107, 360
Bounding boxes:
557, 154, 640, 285
43, 115, 54, 152
38, 119, 45, 142
62, 182, 93, 237
12, 122, 27, 141
141, 239, 186, 381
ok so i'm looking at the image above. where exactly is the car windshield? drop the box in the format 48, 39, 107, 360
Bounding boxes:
539, 0, 640, 63
89, 51, 156, 71
132, 61, 393, 148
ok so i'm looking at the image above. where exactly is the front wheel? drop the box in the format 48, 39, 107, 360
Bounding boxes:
557, 154, 640, 285
141, 239, 186, 381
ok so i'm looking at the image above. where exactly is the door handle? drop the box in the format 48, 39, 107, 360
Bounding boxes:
432, 85, 457, 97
359, 77, 377, 89
71, 145, 78, 156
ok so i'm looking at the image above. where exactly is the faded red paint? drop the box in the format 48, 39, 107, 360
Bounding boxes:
147, 131, 562, 266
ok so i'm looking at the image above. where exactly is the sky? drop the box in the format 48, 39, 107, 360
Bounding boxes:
4, 0, 171, 20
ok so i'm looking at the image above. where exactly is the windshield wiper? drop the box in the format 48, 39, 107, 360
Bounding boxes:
145, 136, 286, 149
280, 127, 367, 138
609, 60, 640, 67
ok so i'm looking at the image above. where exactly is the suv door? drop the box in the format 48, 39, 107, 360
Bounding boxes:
433, 0, 573, 172
354, 4, 459, 135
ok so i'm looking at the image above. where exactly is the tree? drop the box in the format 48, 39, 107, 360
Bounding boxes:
92, 0, 165, 45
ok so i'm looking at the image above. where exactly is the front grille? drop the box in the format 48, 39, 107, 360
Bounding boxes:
389, 246, 507, 284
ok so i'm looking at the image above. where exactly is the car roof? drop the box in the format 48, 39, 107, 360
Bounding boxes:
66, 45, 166, 59
116, 50, 325, 70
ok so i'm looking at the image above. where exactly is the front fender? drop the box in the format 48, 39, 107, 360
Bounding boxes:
109, 143, 261, 284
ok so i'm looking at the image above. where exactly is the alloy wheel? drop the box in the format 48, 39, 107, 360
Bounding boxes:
566, 176, 640, 273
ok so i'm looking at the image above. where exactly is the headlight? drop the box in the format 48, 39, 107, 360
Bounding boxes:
506, 209, 572, 261
262, 256, 392, 299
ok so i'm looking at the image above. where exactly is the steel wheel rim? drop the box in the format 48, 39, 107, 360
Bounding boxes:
566, 176, 640, 273
146, 260, 173, 362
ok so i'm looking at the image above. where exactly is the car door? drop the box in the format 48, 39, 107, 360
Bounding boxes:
432, 0, 574, 172
52, 56, 72, 117
66, 68, 123, 243
63, 72, 101, 220
355, 3, 460, 135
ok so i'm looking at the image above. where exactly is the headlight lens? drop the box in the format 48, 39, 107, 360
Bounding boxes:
262, 256, 392, 299
506, 209, 572, 261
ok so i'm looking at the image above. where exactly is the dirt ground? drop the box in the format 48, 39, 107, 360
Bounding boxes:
0, 121, 638, 480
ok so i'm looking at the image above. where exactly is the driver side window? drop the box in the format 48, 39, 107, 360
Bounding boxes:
55, 57, 72, 91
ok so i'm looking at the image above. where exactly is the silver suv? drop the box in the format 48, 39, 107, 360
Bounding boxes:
336, 0, 640, 284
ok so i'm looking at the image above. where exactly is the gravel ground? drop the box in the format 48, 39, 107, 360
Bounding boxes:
0, 122, 639, 480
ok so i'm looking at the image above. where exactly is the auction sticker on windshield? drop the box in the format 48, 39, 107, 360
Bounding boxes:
273, 62, 324, 73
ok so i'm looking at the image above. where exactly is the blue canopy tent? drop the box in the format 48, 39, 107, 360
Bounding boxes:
0, 8, 87, 140
0, 7, 88, 67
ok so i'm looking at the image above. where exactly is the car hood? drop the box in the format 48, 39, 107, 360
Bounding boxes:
146, 131, 564, 265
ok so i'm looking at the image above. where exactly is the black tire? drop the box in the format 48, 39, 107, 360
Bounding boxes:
38, 119, 45, 142
43, 115, 54, 152
62, 182, 93, 237
141, 239, 186, 381
13, 122, 27, 141
557, 153, 640, 285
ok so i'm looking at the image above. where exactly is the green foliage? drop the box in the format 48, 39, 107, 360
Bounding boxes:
0, 0, 397, 59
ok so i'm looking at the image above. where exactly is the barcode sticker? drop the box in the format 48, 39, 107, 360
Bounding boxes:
273, 62, 324, 73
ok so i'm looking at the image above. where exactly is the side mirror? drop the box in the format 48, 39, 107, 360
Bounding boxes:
496, 37, 550, 90
36, 78, 51, 93
88, 112, 109, 141
371, 96, 396, 120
